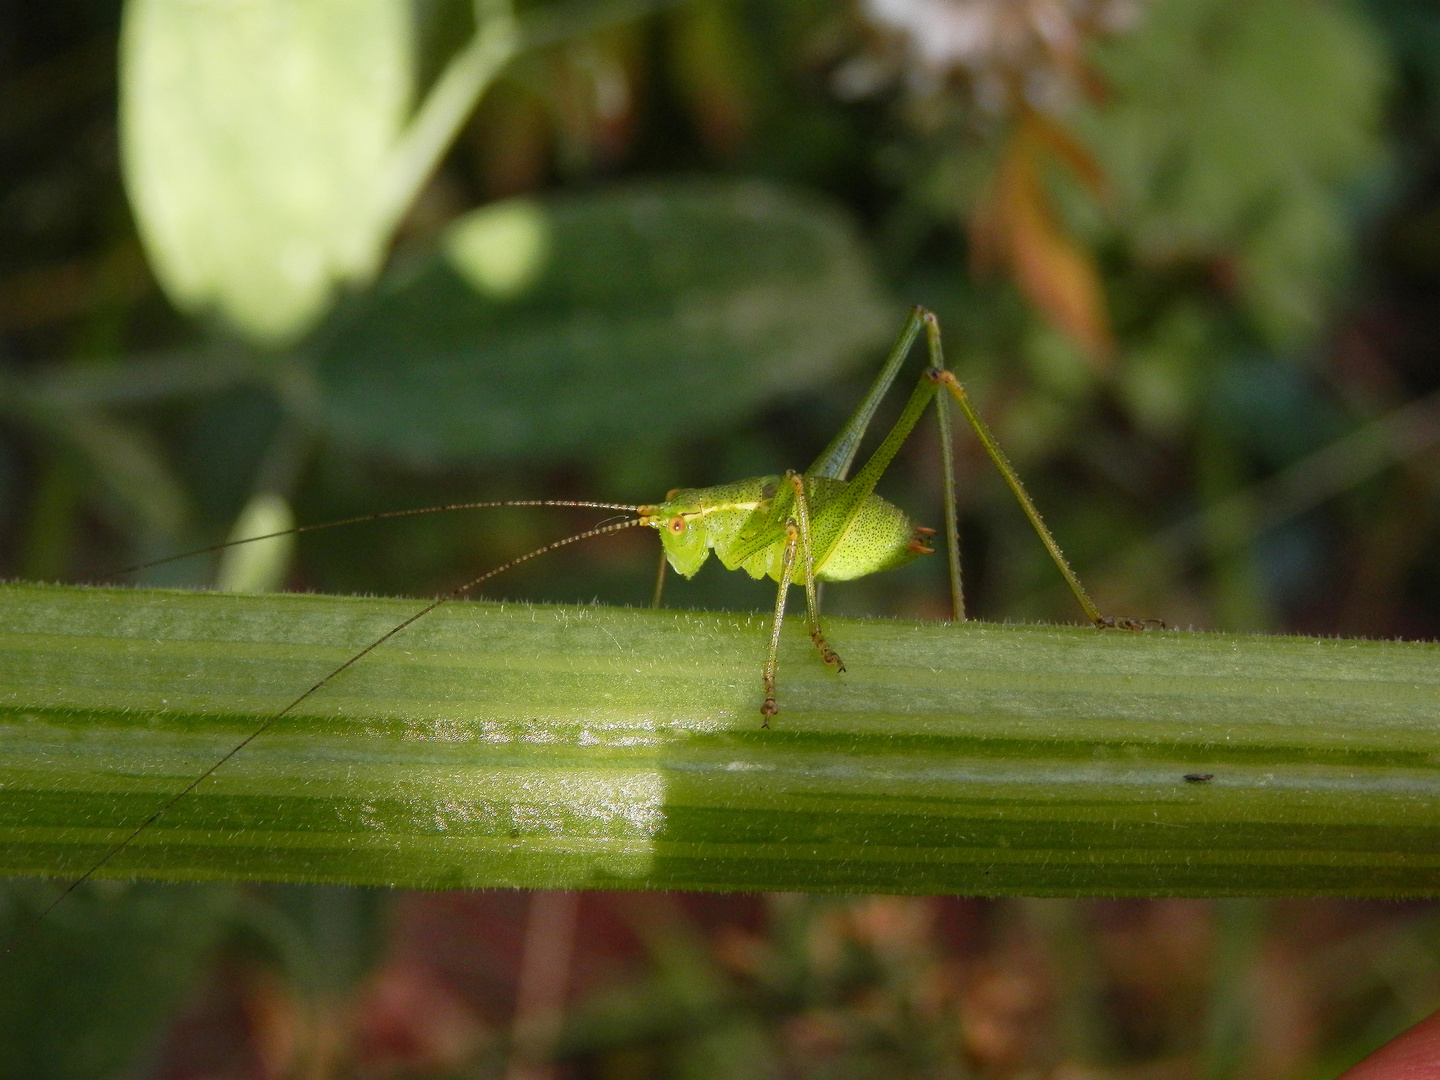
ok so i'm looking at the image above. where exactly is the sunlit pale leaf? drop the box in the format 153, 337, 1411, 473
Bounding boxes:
216, 492, 296, 593
119, 0, 412, 345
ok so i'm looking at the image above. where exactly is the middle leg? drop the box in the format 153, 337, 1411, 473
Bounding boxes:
785, 471, 844, 672
761, 520, 801, 726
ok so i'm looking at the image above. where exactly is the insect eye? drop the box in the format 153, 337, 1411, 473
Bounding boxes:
669, 516, 687, 533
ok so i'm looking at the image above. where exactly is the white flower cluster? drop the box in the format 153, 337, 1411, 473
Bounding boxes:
839, 0, 1143, 115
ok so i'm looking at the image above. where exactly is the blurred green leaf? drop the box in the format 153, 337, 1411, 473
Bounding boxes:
217, 492, 296, 593
0, 882, 237, 1080
119, 0, 413, 345
1086, 0, 1388, 345
445, 195, 552, 299
312, 180, 895, 466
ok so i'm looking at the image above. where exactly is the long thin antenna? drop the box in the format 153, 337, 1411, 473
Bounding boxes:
16, 515, 645, 943
110, 500, 642, 579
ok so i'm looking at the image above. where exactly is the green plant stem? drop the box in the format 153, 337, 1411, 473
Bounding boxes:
2, 583, 1439, 895
374, 4, 519, 240
374, 0, 692, 246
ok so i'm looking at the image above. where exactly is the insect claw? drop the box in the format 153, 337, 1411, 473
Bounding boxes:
760, 698, 777, 727
907, 540, 935, 555
915, 526, 936, 536
1097, 615, 1166, 632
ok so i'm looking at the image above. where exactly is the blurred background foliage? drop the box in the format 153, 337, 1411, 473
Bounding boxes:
3, 0, 1440, 1076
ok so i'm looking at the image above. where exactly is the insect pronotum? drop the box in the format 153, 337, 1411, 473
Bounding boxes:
27, 305, 1158, 927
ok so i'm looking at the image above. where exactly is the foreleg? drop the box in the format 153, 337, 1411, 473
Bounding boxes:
651, 546, 667, 608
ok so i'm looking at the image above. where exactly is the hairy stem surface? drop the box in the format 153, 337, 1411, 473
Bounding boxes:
2, 583, 1438, 896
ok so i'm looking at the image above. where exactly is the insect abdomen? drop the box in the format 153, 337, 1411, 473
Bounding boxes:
817, 493, 924, 581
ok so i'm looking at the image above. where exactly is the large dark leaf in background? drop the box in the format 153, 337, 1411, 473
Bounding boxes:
312, 179, 895, 467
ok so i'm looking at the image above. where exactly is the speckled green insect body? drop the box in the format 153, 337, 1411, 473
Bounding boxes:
642, 473, 935, 721
644, 475, 931, 585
